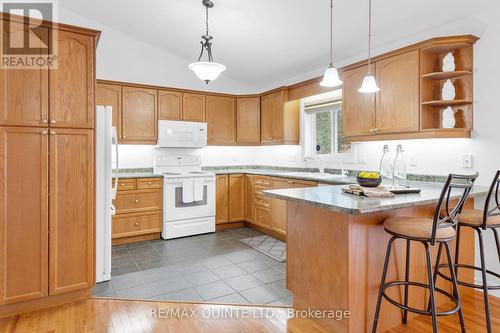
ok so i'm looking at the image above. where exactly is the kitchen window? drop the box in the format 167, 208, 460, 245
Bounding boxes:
302, 96, 352, 159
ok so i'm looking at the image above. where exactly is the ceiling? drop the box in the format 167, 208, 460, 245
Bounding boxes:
59, 0, 492, 88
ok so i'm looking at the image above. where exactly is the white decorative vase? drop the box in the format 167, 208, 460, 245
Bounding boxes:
442, 107, 456, 129
442, 79, 456, 101
442, 52, 456, 72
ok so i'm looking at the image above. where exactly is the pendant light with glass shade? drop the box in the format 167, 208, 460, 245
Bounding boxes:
358, 0, 380, 93
189, 0, 226, 84
320, 0, 343, 88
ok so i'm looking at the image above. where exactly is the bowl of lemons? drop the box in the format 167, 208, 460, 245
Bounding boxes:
357, 171, 382, 187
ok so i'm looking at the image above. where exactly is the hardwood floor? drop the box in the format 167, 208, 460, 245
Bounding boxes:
0, 291, 497, 332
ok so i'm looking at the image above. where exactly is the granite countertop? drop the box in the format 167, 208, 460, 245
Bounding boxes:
113, 169, 163, 179
263, 182, 489, 215
206, 168, 356, 185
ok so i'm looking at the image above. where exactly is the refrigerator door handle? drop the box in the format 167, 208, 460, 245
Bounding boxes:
111, 126, 119, 200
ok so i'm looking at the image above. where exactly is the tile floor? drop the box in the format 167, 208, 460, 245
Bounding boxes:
92, 228, 291, 306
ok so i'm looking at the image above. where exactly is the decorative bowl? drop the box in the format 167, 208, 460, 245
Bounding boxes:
356, 176, 382, 187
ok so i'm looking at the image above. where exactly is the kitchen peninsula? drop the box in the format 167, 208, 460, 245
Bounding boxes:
264, 183, 488, 333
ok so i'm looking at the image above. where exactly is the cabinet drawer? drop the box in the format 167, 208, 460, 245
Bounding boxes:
255, 195, 270, 208
115, 178, 136, 191
112, 212, 162, 238
253, 175, 271, 187
114, 190, 162, 215
255, 206, 270, 227
254, 185, 270, 197
137, 178, 163, 190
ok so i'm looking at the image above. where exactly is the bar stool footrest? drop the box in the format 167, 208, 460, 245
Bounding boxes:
382, 281, 460, 316
436, 263, 500, 290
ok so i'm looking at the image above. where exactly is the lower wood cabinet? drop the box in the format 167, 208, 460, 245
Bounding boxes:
112, 178, 163, 245
216, 174, 245, 224
0, 127, 48, 304
0, 127, 94, 304
216, 174, 317, 237
49, 129, 94, 295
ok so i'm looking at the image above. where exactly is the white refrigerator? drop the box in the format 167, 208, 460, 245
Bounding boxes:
96, 106, 119, 283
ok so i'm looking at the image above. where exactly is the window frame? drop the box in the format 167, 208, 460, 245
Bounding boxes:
301, 100, 355, 162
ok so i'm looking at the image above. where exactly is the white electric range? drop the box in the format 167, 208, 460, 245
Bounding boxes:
154, 155, 215, 239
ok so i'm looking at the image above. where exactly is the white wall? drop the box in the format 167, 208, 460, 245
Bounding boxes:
57, 7, 257, 94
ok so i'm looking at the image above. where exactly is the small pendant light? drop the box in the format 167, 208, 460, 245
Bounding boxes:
358, 0, 380, 93
189, 0, 226, 84
320, 0, 343, 88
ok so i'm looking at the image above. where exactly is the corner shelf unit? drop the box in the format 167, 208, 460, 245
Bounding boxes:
420, 36, 477, 135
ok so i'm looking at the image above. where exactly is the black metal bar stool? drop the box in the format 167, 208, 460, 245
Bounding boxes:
371, 173, 479, 333
434, 170, 500, 333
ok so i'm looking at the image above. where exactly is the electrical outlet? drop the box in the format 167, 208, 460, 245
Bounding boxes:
462, 154, 473, 169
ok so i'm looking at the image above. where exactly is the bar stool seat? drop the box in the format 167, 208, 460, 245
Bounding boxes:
459, 209, 500, 227
384, 217, 456, 240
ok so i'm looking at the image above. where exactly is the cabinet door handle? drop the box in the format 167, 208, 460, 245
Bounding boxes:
134, 222, 139, 226
41, 119, 48, 124
50, 119, 56, 124
41, 130, 48, 135
50, 131, 56, 135
148, 182, 152, 185
120, 183, 125, 187
134, 199, 140, 203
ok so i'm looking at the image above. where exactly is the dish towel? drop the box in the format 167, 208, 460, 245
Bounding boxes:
182, 178, 194, 203
345, 184, 395, 198
193, 178, 204, 202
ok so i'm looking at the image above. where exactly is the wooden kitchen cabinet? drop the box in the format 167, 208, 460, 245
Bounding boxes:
206, 95, 237, 145
112, 177, 163, 244
158, 90, 182, 120
229, 174, 245, 222
237, 97, 261, 144
49, 128, 94, 295
183, 93, 206, 122
270, 178, 290, 235
245, 175, 256, 222
122, 86, 158, 144
0, 23, 48, 127
375, 50, 420, 134
342, 64, 376, 137
261, 90, 300, 145
50, 30, 95, 129
96, 83, 122, 139
216, 175, 229, 224
0, 127, 48, 304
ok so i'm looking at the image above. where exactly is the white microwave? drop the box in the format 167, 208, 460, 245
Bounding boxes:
157, 120, 207, 148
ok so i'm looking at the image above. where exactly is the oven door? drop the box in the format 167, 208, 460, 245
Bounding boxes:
164, 177, 215, 222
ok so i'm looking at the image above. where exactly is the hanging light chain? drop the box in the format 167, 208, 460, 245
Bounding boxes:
367, 0, 373, 73
205, 4, 210, 36
329, 0, 333, 67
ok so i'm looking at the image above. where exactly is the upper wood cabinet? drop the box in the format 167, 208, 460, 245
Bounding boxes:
342, 65, 376, 137
228, 174, 245, 222
50, 30, 94, 129
96, 83, 122, 139
183, 93, 206, 122
216, 175, 229, 224
49, 129, 94, 295
375, 50, 420, 134
158, 90, 182, 121
237, 97, 260, 144
122, 86, 157, 144
260, 94, 274, 143
261, 90, 300, 145
0, 127, 48, 305
206, 95, 236, 145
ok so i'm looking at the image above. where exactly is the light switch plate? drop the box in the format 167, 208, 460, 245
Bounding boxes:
462, 154, 473, 169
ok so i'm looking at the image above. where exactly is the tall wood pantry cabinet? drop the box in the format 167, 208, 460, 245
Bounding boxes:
0, 15, 99, 316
